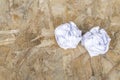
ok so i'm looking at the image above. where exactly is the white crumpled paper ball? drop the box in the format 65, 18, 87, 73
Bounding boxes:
81, 26, 111, 57
55, 21, 82, 49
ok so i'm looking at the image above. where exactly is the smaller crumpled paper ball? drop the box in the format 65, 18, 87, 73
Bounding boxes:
81, 26, 111, 57
55, 21, 82, 49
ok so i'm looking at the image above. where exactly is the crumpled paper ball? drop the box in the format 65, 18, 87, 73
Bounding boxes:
55, 21, 82, 49
81, 26, 111, 57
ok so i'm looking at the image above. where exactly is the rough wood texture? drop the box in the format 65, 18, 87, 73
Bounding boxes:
0, 0, 120, 80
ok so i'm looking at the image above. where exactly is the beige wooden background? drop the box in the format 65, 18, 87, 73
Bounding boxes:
0, 0, 120, 80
